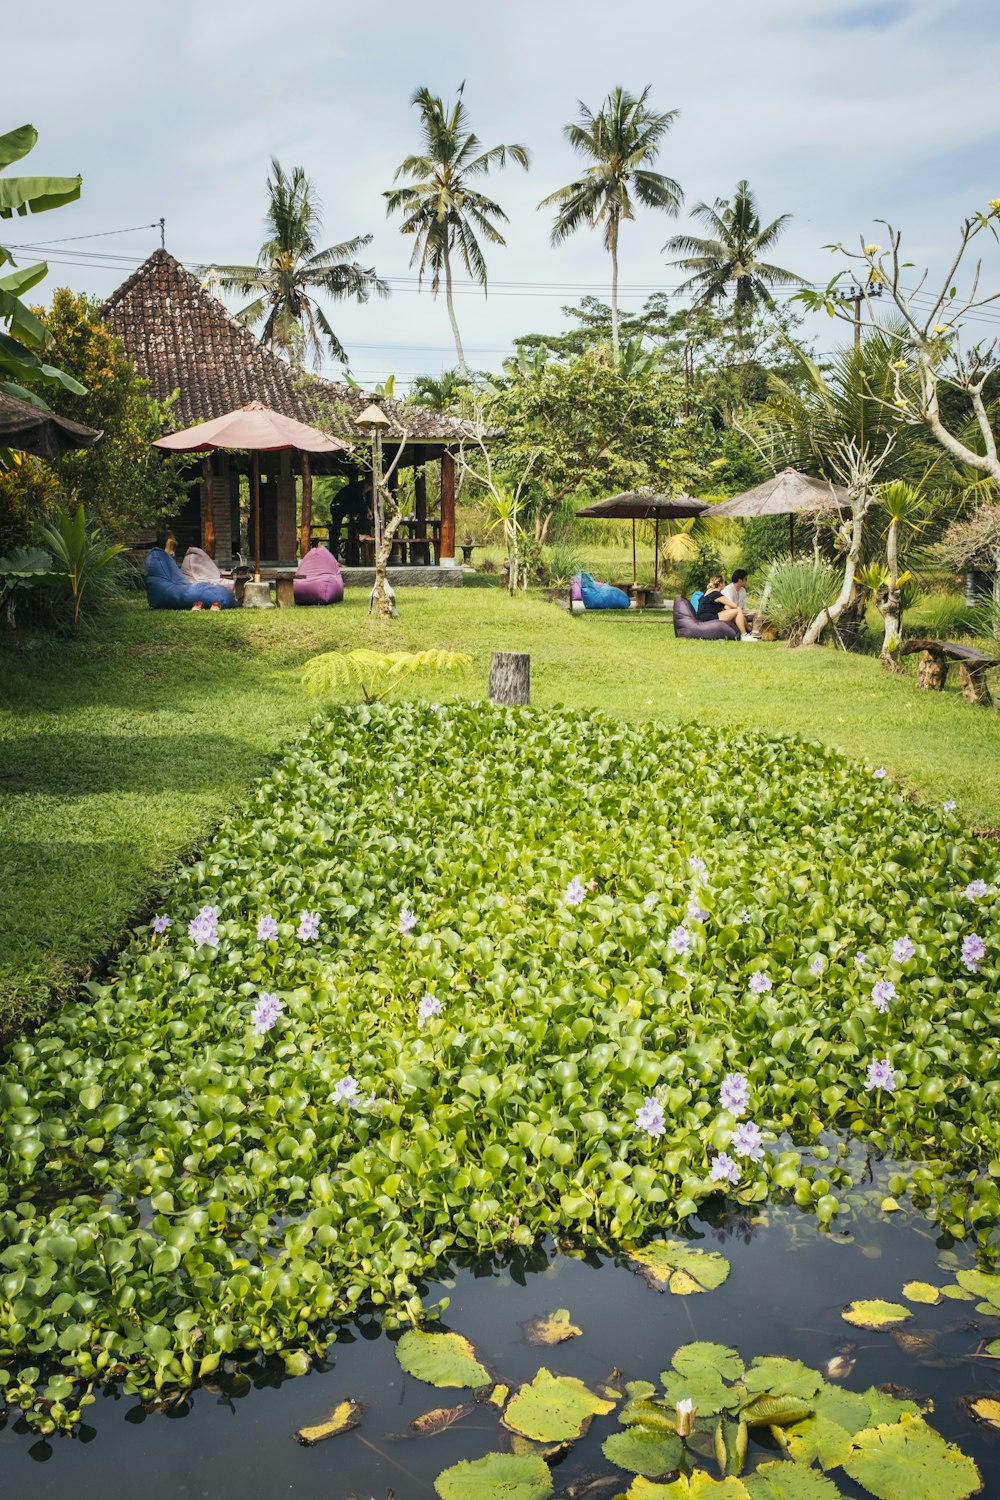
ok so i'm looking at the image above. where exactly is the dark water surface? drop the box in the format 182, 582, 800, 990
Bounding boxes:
4, 1203, 1000, 1499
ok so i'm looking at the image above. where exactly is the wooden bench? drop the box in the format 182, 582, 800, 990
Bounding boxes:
899, 637, 1000, 706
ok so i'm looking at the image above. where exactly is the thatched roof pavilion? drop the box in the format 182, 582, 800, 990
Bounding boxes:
102, 250, 492, 566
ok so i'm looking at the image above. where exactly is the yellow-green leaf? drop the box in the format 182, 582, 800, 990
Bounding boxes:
395, 1330, 489, 1388
522, 1308, 582, 1345
903, 1282, 941, 1306
842, 1300, 912, 1330
843, 1414, 981, 1500
294, 1397, 363, 1445
503, 1367, 616, 1442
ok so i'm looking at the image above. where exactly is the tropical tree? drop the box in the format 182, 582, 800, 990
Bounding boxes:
210, 159, 386, 369
540, 87, 682, 353
665, 179, 804, 321
385, 85, 529, 379
407, 368, 468, 411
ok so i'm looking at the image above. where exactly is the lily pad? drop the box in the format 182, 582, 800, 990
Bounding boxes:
396, 1330, 489, 1388
903, 1281, 942, 1306
503, 1367, 616, 1442
673, 1343, 745, 1383
626, 1474, 751, 1497
742, 1358, 823, 1401
862, 1386, 924, 1424
966, 1396, 1000, 1429
786, 1414, 854, 1470
745, 1464, 843, 1499
657, 1367, 734, 1419
522, 1308, 582, 1345
630, 1242, 731, 1295
603, 1426, 684, 1477
294, 1397, 363, 1445
408, 1403, 475, 1437
842, 1300, 912, 1330
955, 1269, 1000, 1313
434, 1451, 553, 1500
842, 1414, 982, 1500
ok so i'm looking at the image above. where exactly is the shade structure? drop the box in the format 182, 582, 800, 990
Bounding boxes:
0, 390, 103, 461
153, 403, 351, 579
708, 467, 849, 558
576, 492, 708, 590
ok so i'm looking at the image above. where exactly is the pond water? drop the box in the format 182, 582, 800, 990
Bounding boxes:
4, 1185, 999, 1500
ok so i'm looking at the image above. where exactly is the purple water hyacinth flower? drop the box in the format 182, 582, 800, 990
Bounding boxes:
257, 914, 279, 942
809, 955, 825, 977
297, 911, 319, 941
636, 1097, 666, 1137
748, 970, 772, 995
686, 895, 709, 923
964, 879, 988, 900
688, 855, 707, 876
943, 799, 957, 812
418, 993, 443, 1026
962, 933, 986, 973
719, 1072, 750, 1117
731, 1121, 765, 1163
564, 877, 586, 907
854, 952, 867, 969
709, 1152, 741, 1185
872, 767, 887, 780
871, 979, 896, 1013
399, 907, 417, 935
643, 892, 657, 911
865, 1058, 896, 1093
151, 914, 171, 934
333, 1075, 360, 1103
188, 906, 219, 949
892, 935, 915, 963
668, 926, 691, 956
740, 909, 752, 924
251, 992, 283, 1035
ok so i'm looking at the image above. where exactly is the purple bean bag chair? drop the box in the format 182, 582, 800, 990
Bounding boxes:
293, 545, 344, 606
145, 548, 235, 610
672, 595, 740, 641
181, 545, 235, 597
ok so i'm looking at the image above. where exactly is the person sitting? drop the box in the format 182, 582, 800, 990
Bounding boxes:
696, 574, 756, 641
145, 529, 234, 611
722, 568, 757, 629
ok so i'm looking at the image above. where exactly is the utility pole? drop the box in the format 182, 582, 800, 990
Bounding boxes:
835, 281, 883, 350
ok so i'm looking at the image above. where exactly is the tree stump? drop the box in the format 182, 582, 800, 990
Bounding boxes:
960, 662, 993, 706
488, 651, 530, 706
917, 649, 948, 691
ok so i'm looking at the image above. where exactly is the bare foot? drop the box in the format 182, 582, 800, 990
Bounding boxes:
191, 602, 204, 610
210, 603, 221, 611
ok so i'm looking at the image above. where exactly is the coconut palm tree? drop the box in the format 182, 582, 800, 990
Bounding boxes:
209, 159, 386, 369
540, 87, 683, 353
385, 85, 529, 379
665, 180, 803, 318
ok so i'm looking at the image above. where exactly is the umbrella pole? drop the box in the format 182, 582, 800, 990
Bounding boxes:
789, 512, 794, 561
632, 518, 637, 590
654, 517, 660, 590
253, 451, 262, 580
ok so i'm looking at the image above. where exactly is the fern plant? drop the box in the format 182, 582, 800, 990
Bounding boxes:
302, 648, 471, 705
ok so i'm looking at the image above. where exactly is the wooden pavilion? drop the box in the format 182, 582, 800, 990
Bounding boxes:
102, 250, 496, 569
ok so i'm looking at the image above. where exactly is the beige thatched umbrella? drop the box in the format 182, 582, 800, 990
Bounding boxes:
576, 492, 707, 589
708, 468, 849, 558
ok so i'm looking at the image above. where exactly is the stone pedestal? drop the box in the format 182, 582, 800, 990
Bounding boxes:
242, 580, 273, 609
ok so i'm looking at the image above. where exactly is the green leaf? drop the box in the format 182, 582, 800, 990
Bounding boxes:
434, 1451, 553, 1500
630, 1242, 731, 1295
673, 1343, 745, 1382
522, 1308, 582, 1345
603, 1426, 684, 1476
841, 1300, 912, 1330
626, 1474, 751, 1498
786, 1414, 854, 1469
745, 1464, 843, 1499
955, 1269, 1000, 1310
743, 1358, 823, 1401
842, 1415, 981, 1500
902, 1282, 942, 1306
395, 1330, 489, 1389
503, 1367, 616, 1442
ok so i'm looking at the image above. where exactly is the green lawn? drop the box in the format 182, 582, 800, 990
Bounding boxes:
1, 587, 997, 1038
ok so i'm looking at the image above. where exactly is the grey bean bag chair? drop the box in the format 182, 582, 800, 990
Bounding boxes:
672, 595, 740, 641
181, 546, 235, 597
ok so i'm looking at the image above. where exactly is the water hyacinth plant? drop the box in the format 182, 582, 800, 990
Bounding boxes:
0, 702, 996, 1430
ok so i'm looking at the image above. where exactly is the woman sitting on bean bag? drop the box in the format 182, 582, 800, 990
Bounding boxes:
145, 531, 234, 611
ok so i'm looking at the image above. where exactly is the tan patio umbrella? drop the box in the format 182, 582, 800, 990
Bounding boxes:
576, 492, 707, 589
153, 403, 351, 579
708, 468, 849, 559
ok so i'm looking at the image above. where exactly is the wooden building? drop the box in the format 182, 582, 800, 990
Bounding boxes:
102, 250, 496, 568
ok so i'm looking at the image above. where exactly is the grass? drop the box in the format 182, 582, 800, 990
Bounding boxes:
1, 586, 997, 1038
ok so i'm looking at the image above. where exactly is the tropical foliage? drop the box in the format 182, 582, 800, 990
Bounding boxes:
665, 179, 803, 317
385, 85, 529, 377
0, 703, 994, 1429
210, 159, 386, 368
540, 87, 682, 352
34, 502, 124, 632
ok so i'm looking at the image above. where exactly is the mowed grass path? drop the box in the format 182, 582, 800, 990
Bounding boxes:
1, 588, 997, 1036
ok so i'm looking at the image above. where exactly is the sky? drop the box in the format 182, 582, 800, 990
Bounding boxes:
6, 0, 1000, 390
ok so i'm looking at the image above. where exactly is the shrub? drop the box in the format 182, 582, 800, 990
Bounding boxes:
680, 536, 725, 594
761, 557, 840, 644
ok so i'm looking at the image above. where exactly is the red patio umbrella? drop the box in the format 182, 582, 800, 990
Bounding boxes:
153, 402, 351, 579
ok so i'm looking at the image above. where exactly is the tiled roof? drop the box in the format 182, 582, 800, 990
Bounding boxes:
102, 250, 497, 443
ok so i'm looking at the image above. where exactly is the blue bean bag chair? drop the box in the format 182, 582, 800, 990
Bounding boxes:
145, 548, 235, 610
577, 571, 631, 610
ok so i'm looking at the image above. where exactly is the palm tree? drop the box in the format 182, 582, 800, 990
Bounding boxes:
385, 85, 529, 379
665, 180, 803, 318
210, 159, 386, 369
540, 87, 682, 353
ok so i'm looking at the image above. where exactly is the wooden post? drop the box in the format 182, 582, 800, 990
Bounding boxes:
488, 651, 530, 705
439, 450, 456, 567
917, 649, 948, 691
959, 662, 993, 706
298, 452, 312, 559
200, 456, 216, 557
